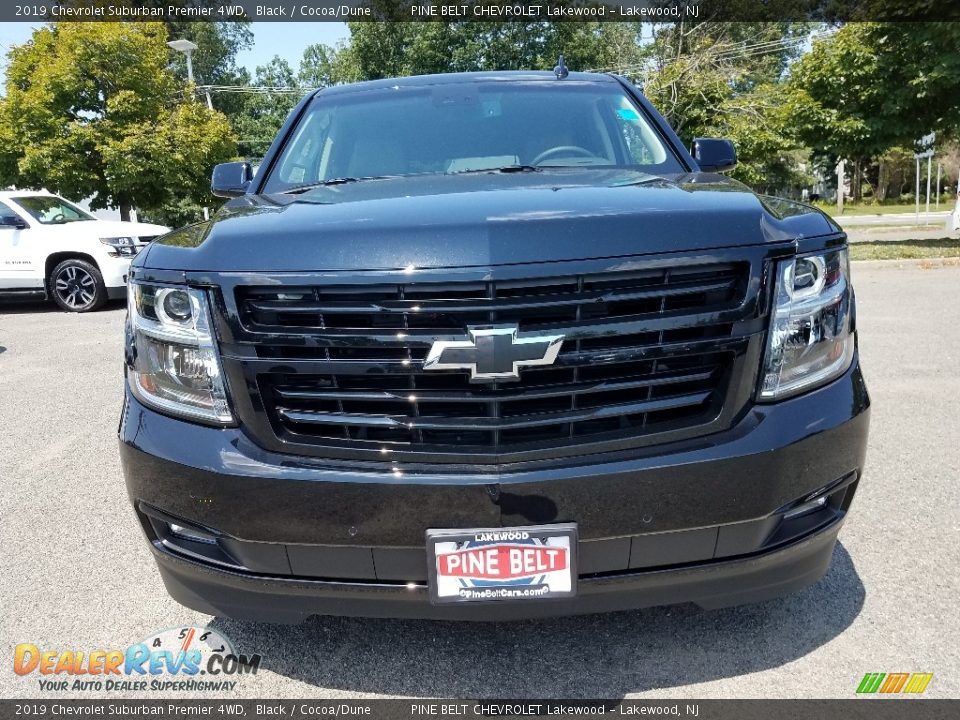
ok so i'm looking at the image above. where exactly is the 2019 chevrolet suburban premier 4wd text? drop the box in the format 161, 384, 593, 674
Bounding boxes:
120, 70, 869, 622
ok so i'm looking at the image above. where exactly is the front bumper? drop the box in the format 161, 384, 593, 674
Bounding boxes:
120, 358, 869, 622
100, 255, 133, 290
148, 517, 845, 623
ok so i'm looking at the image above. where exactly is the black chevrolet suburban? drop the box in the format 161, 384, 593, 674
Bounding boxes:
120, 71, 869, 622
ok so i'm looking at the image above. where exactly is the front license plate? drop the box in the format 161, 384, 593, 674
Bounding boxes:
426, 523, 577, 605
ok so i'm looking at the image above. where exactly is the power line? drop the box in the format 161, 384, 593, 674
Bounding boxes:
200, 85, 317, 94
586, 29, 836, 75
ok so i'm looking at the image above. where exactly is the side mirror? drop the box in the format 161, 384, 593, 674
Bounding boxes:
211, 162, 253, 198
0, 215, 27, 229
691, 138, 737, 173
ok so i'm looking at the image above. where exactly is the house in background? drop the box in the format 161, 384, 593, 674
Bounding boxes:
75, 197, 140, 222
2, 186, 141, 222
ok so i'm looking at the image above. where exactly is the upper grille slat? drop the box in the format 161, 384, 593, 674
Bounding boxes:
271, 368, 716, 405
245, 277, 736, 317
231, 261, 752, 462
246, 311, 744, 350
240, 264, 743, 334
277, 391, 712, 432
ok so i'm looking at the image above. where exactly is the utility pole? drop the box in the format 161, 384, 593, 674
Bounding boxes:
936, 163, 942, 209
836, 159, 845, 216
925, 154, 932, 224
915, 157, 920, 224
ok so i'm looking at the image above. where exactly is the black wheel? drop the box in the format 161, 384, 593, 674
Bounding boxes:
49, 258, 107, 312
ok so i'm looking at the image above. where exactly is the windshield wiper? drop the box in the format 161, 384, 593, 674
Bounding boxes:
283, 175, 402, 194
447, 165, 542, 176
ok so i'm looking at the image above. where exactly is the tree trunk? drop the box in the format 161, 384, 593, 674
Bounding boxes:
876, 158, 888, 202
119, 202, 132, 222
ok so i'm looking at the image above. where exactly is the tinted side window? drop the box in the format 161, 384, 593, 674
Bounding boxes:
610, 102, 669, 166
0, 201, 22, 224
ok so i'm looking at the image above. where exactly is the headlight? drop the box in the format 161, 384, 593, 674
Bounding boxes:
100, 236, 137, 257
127, 282, 233, 424
759, 248, 855, 400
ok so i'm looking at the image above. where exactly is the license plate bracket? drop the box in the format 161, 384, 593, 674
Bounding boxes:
426, 523, 577, 605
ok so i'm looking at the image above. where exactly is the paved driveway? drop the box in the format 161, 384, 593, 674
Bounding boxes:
1, 261, 957, 699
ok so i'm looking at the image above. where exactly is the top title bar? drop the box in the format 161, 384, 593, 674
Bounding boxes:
7, 0, 960, 23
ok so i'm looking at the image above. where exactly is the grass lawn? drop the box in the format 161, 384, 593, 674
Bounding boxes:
814, 202, 953, 217
849, 238, 960, 261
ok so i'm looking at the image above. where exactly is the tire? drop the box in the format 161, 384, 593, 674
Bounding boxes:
49, 258, 107, 312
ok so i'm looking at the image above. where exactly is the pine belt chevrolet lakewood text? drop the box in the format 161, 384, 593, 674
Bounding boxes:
120, 71, 870, 622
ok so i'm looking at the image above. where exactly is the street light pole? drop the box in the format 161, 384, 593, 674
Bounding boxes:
167, 38, 212, 223
166, 39, 212, 109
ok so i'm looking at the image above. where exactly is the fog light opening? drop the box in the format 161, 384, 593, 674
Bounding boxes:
168, 522, 217, 545
782, 495, 827, 521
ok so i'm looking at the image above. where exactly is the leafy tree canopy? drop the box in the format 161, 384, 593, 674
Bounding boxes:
640, 22, 811, 188
0, 22, 236, 220
347, 21, 641, 79
785, 22, 960, 163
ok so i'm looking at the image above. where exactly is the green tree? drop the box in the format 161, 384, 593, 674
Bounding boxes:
784, 23, 960, 200
865, 23, 960, 145
300, 41, 361, 88
231, 43, 360, 160
783, 25, 887, 171
640, 22, 810, 192
0, 22, 236, 222
346, 21, 640, 79
232, 57, 302, 159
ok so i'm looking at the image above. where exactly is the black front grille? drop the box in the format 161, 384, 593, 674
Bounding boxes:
229, 262, 751, 462
242, 265, 741, 335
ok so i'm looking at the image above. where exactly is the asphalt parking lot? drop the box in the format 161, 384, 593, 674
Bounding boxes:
1, 260, 958, 700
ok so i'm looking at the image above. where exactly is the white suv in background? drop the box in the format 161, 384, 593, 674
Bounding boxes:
0, 190, 169, 312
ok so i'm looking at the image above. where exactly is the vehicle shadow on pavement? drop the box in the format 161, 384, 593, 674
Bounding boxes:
209, 542, 864, 698
0, 299, 126, 315
0, 300, 63, 315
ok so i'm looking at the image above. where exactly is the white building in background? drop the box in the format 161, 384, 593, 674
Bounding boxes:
75, 197, 139, 222
2, 186, 140, 222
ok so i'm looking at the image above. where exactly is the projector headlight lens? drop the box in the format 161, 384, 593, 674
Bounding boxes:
127, 282, 233, 424
760, 248, 855, 400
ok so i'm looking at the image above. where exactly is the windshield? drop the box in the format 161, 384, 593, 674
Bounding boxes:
13, 195, 95, 224
262, 80, 684, 193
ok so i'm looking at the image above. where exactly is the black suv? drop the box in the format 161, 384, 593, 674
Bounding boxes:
120, 71, 869, 622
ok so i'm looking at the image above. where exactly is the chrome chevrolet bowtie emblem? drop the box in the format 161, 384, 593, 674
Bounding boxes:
424, 325, 564, 382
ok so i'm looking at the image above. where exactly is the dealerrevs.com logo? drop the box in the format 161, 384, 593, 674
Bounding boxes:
856, 672, 934, 695
14, 626, 261, 692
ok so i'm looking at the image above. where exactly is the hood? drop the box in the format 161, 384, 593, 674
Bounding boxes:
93, 219, 170, 238
142, 170, 840, 272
